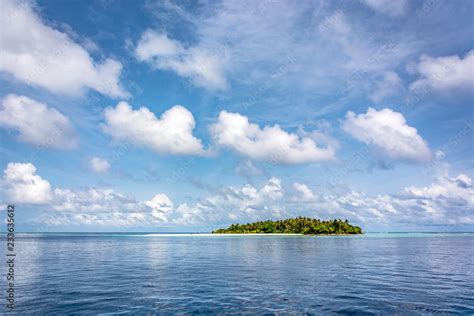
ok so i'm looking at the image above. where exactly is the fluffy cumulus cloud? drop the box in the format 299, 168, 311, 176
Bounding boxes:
3, 162, 472, 229
0, 162, 164, 226
102, 101, 206, 155
0, 0, 127, 97
361, 0, 407, 16
210, 111, 336, 164
145, 194, 174, 223
134, 30, 227, 90
2, 163, 52, 204
172, 177, 285, 225
89, 157, 110, 173
46, 187, 177, 227
49, 187, 152, 226
391, 172, 473, 225
8, 162, 286, 227
343, 108, 432, 163
53, 188, 143, 213
401, 173, 474, 218
0, 94, 76, 149
1, 162, 284, 227
410, 50, 474, 93
289, 171, 474, 227
3, 163, 284, 227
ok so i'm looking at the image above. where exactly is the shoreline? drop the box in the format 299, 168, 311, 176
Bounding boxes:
144, 233, 304, 237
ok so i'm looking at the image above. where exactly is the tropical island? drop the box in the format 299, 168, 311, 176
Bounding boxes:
213, 217, 363, 235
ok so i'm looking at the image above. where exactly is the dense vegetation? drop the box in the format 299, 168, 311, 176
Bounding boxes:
213, 217, 362, 235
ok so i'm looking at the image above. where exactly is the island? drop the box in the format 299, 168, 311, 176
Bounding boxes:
213, 217, 363, 235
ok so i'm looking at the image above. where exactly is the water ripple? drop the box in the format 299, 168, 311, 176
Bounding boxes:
0, 234, 473, 314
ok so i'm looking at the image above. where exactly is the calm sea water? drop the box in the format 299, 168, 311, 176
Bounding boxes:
1, 233, 473, 314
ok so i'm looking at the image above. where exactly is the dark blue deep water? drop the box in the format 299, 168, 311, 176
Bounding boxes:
1, 233, 473, 314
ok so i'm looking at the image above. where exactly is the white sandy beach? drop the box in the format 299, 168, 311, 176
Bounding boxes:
144, 233, 303, 237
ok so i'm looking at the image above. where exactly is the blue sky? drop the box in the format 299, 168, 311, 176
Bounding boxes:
0, 0, 473, 232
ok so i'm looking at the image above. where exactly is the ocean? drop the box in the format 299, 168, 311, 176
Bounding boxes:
1, 233, 473, 314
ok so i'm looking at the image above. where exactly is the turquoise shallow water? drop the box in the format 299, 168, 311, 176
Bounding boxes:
0, 233, 473, 314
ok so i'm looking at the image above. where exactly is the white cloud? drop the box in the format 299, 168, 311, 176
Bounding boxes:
145, 194, 174, 223
53, 188, 144, 213
102, 101, 206, 155
0, 94, 76, 149
402, 173, 473, 204
292, 182, 316, 202
454, 174, 473, 189
2, 163, 52, 204
369, 71, 403, 103
0, 166, 283, 228
173, 203, 207, 226
291, 170, 474, 227
48, 187, 174, 227
134, 30, 228, 90
396, 173, 474, 224
0, 0, 127, 97
89, 157, 110, 173
171, 177, 285, 225
210, 111, 336, 164
343, 108, 432, 162
410, 50, 474, 93
152, 171, 474, 227
362, 0, 407, 16
135, 30, 183, 59
260, 177, 284, 200
0, 162, 167, 227
3, 162, 472, 228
